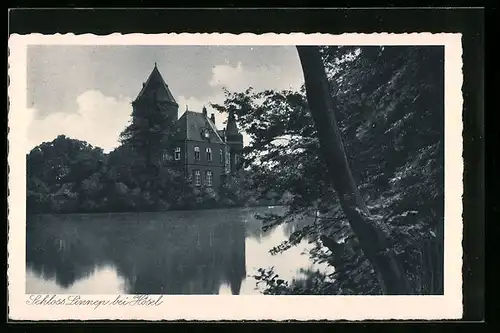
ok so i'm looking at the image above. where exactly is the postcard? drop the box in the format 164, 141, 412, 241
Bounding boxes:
8, 32, 463, 320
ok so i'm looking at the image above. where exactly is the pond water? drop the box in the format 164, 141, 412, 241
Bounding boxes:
26, 206, 331, 295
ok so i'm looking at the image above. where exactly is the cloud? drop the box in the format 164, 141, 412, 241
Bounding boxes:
177, 94, 226, 126
177, 95, 221, 117
176, 60, 304, 147
26, 60, 303, 154
27, 90, 132, 153
209, 61, 303, 93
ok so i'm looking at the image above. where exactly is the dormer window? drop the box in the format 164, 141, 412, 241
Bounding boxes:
206, 148, 212, 161
201, 128, 210, 140
194, 146, 200, 160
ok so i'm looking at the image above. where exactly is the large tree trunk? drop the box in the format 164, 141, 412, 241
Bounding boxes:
297, 46, 410, 295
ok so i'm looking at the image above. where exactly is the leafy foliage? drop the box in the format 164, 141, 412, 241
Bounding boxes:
119, 100, 178, 166
213, 45, 444, 295
26, 139, 283, 213
27, 135, 106, 213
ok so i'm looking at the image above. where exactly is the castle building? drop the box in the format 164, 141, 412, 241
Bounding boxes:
131, 64, 243, 190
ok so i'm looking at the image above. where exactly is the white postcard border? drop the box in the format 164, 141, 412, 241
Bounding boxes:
8, 33, 463, 321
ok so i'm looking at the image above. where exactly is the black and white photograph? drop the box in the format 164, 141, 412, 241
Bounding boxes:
8, 33, 464, 320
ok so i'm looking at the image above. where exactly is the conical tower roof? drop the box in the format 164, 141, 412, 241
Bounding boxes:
134, 63, 177, 105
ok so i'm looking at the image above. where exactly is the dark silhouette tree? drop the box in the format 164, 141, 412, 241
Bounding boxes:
296, 46, 409, 294
119, 99, 178, 168
212, 45, 444, 295
26, 135, 106, 213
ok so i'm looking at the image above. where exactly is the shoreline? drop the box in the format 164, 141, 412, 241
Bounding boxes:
27, 204, 287, 217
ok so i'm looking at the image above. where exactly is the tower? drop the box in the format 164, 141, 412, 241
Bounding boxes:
131, 63, 179, 124
127, 63, 180, 164
225, 111, 243, 173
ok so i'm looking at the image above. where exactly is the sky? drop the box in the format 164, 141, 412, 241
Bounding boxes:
26, 45, 305, 152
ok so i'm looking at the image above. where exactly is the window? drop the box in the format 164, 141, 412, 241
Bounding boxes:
206, 170, 213, 187
162, 151, 170, 161
206, 148, 212, 161
174, 147, 181, 160
235, 154, 240, 166
194, 146, 200, 160
220, 149, 223, 164
194, 170, 201, 186
225, 148, 231, 174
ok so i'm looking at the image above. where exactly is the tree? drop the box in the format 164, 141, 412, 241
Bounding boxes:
26, 135, 106, 213
119, 100, 178, 168
106, 143, 194, 212
215, 45, 444, 295
296, 46, 409, 295
320, 45, 444, 294
118, 93, 187, 203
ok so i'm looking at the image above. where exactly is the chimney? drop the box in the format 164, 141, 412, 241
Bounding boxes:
210, 113, 216, 124
202, 106, 207, 116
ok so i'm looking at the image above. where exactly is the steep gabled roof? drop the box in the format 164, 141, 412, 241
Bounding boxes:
134, 64, 177, 105
217, 130, 226, 140
176, 111, 225, 144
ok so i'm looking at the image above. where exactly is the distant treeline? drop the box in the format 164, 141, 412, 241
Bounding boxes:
26, 135, 287, 214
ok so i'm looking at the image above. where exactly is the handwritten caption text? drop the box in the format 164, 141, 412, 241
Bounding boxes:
26, 294, 163, 310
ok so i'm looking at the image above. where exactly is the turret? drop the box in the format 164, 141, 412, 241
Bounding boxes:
225, 111, 243, 172
225, 111, 240, 137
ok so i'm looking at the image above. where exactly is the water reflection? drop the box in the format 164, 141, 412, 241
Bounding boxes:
26, 265, 126, 294
27, 207, 326, 295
